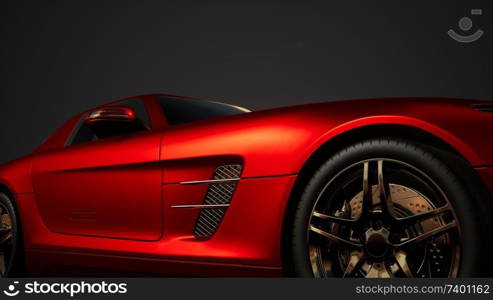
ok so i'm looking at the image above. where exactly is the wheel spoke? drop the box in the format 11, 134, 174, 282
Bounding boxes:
361, 162, 373, 216
393, 221, 457, 248
377, 160, 398, 219
366, 262, 392, 278
309, 225, 363, 248
0, 213, 12, 246
342, 251, 364, 277
0, 227, 11, 234
395, 204, 451, 224
395, 250, 414, 277
312, 211, 356, 225
0, 220, 12, 245
0, 232, 12, 244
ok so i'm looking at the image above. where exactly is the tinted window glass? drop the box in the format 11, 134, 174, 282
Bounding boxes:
159, 97, 249, 125
67, 99, 150, 146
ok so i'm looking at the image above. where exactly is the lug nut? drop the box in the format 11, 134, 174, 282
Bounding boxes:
373, 220, 383, 229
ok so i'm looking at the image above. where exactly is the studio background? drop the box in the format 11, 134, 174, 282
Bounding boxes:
1, 0, 492, 163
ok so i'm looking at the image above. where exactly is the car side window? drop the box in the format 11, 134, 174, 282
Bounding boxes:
159, 97, 250, 125
66, 99, 151, 146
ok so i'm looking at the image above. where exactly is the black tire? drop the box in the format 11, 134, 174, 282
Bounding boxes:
0, 192, 24, 277
291, 139, 492, 277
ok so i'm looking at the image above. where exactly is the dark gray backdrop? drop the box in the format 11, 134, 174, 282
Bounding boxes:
1, 0, 492, 163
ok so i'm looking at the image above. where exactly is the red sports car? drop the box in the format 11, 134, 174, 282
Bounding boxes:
1, 94, 493, 277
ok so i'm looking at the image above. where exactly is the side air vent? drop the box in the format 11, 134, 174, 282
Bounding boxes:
193, 164, 242, 238
472, 104, 493, 114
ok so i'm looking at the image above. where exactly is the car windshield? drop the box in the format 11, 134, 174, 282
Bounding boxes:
158, 97, 250, 125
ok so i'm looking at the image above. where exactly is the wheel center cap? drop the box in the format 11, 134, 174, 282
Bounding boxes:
365, 227, 391, 258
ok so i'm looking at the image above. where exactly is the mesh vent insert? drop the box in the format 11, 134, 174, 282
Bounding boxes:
193, 164, 242, 238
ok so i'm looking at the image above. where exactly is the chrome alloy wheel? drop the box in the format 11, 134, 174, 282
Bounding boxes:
308, 159, 461, 278
0, 202, 13, 277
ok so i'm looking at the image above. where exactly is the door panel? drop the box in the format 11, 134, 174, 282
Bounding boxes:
32, 132, 163, 241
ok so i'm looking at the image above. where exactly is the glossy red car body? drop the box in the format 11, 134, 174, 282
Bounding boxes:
1, 94, 493, 276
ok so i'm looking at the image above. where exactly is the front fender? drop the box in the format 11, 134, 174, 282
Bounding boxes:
0, 157, 34, 194
297, 115, 482, 172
